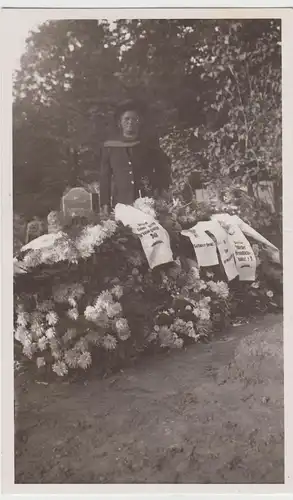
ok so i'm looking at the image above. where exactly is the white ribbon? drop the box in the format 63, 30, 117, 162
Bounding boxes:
196, 220, 239, 281
115, 204, 173, 269
181, 226, 219, 267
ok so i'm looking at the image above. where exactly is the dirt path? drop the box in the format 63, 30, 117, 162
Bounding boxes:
15, 313, 284, 484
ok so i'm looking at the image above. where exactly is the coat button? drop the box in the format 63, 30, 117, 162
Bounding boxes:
131, 180, 134, 185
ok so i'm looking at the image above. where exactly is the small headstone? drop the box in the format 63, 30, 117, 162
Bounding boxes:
252, 181, 275, 213
47, 211, 63, 233
25, 218, 45, 244
62, 187, 93, 219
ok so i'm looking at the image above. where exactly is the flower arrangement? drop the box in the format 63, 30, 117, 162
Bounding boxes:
13, 197, 282, 378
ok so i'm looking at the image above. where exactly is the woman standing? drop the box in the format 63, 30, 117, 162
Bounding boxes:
100, 99, 172, 215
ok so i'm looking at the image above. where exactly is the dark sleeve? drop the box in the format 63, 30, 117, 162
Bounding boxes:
99, 147, 112, 207
154, 148, 172, 192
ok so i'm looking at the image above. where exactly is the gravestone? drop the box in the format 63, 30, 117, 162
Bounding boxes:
61, 187, 94, 219
252, 181, 275, 213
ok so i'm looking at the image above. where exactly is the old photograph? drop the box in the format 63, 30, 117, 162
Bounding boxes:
12, 14, 283, 484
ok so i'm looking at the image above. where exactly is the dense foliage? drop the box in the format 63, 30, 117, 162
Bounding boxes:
13, 19, 281, 220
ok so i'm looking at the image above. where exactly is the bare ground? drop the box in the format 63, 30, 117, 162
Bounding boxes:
15, 313, 284, 484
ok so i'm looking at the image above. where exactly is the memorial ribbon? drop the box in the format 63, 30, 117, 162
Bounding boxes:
114, 204, 173, 269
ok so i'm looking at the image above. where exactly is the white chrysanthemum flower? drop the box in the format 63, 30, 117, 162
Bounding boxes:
158, 326, 183, 349
17, 312, 30, 327
14, 326, 28, 343
64, 349, 79, 368
115, 317, 131, 341
102, 334, 117, 351
199, 308, 210, 322
36, 357, 46, 368
115, 317, 130, 333
96, 290, 113, 306
46, 327, 56, 340
102, 219, 117, 235
251, 281, 260, 289
266, 290, 274, 298
84, 305, 98, 322
68, 297, 77, 308
133, 197, 156, 217
207, 280, 229, 300
38, 336, 48, 351
23, 344, 33, 359
67, 308, 79, 321
46, 311, 59, 326
111, 285, 124, 300
51, 350, 62, 360
106, 302, 122, 319
52, 361, 68, 377
78, 351, 92, 370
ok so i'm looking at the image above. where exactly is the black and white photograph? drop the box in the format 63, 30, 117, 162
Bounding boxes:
6, 9, 286, 488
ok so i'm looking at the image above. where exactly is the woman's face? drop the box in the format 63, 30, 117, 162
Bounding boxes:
120, 110, 140, 140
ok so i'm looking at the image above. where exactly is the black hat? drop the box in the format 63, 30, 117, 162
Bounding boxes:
114, 98, 147, 122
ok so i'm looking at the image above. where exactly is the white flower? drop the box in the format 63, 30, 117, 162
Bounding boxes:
46, 311, 59, 326
133, 197, 156, 217
115, 318, 131, 341
52, 361, 68, 377
199, 309, 211, 322
46, 327, 56, 340
111, 285, 124, 300
106, 302, 122, 319
23, 344, 33, 359
266, 290, 274, 298
84, 305, 98, 322
207, 280, 229, 300
14, 326, 28, 343
102, 219, 117, 235
17, 312, 30, 327
206, 271, 214, 278
115, 317, 130, 333
38, 336, 48, 351
68, 297, 77, 308
36, 357, 46, 368
67, 308, 79, 321
251, 281, 260, 289
64, 349, 79, 368
102, 334, 117, 351
78, 351, 92, 370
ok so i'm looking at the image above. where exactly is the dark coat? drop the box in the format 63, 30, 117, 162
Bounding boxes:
99, 139, 171, 208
